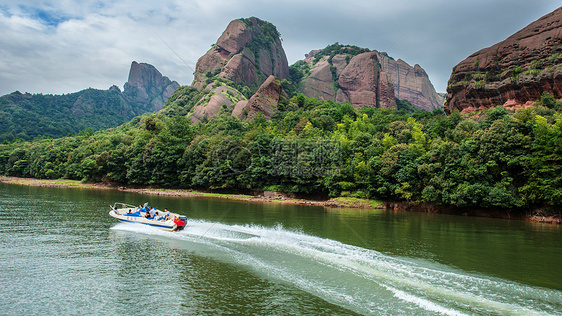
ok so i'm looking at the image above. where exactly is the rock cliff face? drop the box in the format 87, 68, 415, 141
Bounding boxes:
123, 61, 179, 112
302, 50, 396, 109
232, 75, 287, 120
191, 17, 288, 91
336, 51, 396, 108
299, 45, 443, 110
446, 7, 562, 114
376, 52, 444, 110
184, 17, 289, 123
189, 85, 245, 124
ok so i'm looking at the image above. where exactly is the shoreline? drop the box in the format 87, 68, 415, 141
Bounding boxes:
0, 176, 380, 209
1, 176, 559, 224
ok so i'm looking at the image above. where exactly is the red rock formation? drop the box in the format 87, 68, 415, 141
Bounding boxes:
123, 61, 179, 111
336, 51, 396, 108
232, 75, 287, 120
189, 85, 245, 123
378, 71, 397, 109
300, 47, 442, 110
376, 52, 444, 110
302, 58, 335, 100
446, 7, 562, 114
192, 17, 288, 90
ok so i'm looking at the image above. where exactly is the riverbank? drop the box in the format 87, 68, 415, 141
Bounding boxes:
1, 176, 559, 224
385, 201, 561, 224
0, 176, 384, 210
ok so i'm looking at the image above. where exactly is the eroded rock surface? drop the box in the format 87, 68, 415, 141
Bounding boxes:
446, 7, 562, 114
123, 61, 179, 111
300, 47, 442, 110
233, 75, 287, 120
192, 17, 288, 90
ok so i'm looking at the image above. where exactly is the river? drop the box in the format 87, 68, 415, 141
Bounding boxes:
1, 182, 561, 315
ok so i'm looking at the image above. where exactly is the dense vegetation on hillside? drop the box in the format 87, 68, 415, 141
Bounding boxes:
0, 88, 153, 142
311, 42, 370, 64
1, 92, 561, 212
282, 60, 310, 98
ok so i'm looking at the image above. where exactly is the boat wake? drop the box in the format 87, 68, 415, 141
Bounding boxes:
111, 221, 562, 315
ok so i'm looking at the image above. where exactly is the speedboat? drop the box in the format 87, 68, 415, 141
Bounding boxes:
109, 202, 187, 232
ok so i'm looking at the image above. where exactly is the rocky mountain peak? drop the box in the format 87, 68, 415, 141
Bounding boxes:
191, 17, 289, 91
171, 23, 446, 124
126, 61, 159, 88
123, 61, 180, 112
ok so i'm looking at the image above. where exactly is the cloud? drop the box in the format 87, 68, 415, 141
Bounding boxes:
0, 0, 560, 96
0, 1, 208, 95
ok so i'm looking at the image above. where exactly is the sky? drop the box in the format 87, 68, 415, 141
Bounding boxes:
0, 1, 560, 96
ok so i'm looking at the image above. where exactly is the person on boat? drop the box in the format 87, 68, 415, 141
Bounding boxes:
157, 209, 170, 221
113, 205, 120, 215
149, 207, 156, 219
144, 207, 152, 219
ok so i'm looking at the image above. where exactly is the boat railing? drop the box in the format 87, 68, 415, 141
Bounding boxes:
111, 202, 140, 210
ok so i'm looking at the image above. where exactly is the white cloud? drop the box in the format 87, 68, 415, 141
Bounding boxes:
0, 0, 560, 95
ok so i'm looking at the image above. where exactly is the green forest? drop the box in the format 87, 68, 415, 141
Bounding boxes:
1, 90, 561, 212
0, 87, 154, 142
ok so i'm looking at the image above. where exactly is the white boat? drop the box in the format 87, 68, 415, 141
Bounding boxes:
109, 202, 187, 232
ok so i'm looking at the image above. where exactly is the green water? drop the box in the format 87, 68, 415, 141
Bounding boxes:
1, 182, 561, 315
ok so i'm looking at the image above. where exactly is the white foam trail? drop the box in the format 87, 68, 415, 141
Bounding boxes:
384, 285, 469, 316
111, 220, 562, 315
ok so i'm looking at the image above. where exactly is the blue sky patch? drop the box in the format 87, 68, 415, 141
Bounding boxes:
17, 5, 70, 27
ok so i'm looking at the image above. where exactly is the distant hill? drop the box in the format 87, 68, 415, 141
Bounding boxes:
0, 61, 178, 142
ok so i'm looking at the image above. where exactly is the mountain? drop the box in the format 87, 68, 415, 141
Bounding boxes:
166, 19, 448, 123
184, 17, 288, 123
0, 62, 178, 142
446, 7, 562, 114
192, 17, 289, 91
296, 47, 396, 109
292, 44, 443, 110
123, 61, 180, 112
4, 17, 562, 213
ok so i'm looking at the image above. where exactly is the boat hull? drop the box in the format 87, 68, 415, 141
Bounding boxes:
110, 212, 178, 231
109, 204, 186, 232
